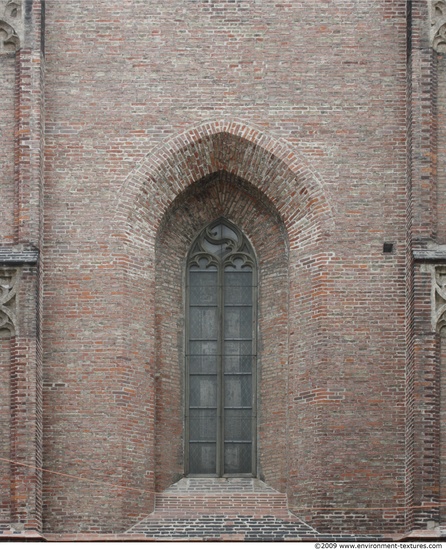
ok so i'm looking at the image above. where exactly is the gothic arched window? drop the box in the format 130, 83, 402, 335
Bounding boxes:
185, 219, 257, 476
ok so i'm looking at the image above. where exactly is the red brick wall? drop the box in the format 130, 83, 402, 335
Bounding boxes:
38, 0, 411, 535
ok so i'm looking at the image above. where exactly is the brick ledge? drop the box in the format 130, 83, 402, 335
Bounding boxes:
0, 531, 46, 541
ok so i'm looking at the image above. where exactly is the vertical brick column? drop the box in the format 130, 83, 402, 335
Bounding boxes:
412, 261, 441, 530
7, 0, 44, 539
410, 0, 437, 244
14, 3, 45, 247
410, 0, 446, 533
9, 266, 41, 534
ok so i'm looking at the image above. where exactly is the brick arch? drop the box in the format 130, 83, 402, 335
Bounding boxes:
115, 119, 334, 245
111, 121, 335, 522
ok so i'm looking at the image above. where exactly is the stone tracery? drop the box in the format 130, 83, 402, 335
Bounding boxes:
433, 266, 446, 334
0, 267, 20, 336
0, 0, 22, 52
430, 0, 446, 52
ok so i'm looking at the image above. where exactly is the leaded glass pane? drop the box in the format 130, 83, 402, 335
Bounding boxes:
189, 341, 219, 374
224, 354, 253, 374
224, 272, 253, 306
224, 443, 252, 474
189, 341, 218, 356
224, 340, 252, 357
189, 353, 218, 375
189, 443, 216, 474
189, 307, 218, 339
224, 287, 253, 306
224, 374, 252, 408
190, 272, 218, 306
190, 409, 217, 441
190, 285, 218, 306
190, 271, 218, 285
224, 409, 252, 441
225, 272, 252, 287
224, 307, 252, 339
189, 375, 217, 407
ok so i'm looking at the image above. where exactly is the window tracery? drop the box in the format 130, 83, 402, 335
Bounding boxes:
185, 219, 257, 476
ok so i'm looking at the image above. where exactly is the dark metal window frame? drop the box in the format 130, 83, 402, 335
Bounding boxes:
184, 218, 258, 477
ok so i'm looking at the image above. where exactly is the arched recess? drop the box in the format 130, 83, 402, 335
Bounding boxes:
112, 120, 334, 513
155, 172, 289, 489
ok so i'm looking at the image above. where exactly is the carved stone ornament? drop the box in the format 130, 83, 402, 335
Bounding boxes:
433, 265, 446, 334
430, 0, 446, 52
0, 267, 21, 336
188, 219, 256, 271
0, 0, 23, 53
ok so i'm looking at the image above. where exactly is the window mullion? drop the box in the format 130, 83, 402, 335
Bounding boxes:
185, 268, 190, 475
252, 268, 257, 476
217, 255, 224, 477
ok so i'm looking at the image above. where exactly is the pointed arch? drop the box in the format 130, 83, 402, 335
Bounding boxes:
111, 121, 336, 506
114, 119, 334, 249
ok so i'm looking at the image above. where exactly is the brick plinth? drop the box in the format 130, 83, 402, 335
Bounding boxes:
126, 478, 321, 540
120, 478, 385, 541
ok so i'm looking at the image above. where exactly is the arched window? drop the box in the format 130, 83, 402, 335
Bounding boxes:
185, 219, 257, 476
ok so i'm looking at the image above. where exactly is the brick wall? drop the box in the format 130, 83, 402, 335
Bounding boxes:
40, 0, 410, 535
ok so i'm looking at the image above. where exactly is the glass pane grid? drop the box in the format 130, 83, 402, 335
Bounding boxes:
188, 354, 218, 374
189, 341, 218, 353
224, 308, 253, 339
190, 272, 218, 284
224, 272, 253, 286
187, 220, 255, 476
189, 355, 255, 375
224, 354, 253, 374
224, 341, 253, 356
189, 307, 218, 339
224, 409, 252, 441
